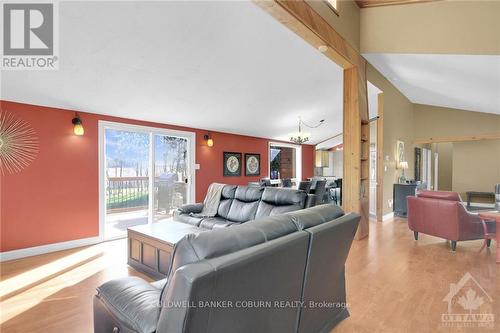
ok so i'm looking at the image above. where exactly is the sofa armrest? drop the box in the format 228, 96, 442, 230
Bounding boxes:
177, 203, 204, 214
457, 203, 484, 240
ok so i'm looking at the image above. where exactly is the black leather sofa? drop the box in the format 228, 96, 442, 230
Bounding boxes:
93, 204, 360, 333
173, 185, 316, 229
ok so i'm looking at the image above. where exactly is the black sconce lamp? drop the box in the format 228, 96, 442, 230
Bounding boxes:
204, 133, 214, 147
72, 113, 84, 136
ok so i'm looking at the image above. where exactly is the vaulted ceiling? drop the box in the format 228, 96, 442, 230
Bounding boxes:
1, 0, 344, 144
360, 0, 500, 115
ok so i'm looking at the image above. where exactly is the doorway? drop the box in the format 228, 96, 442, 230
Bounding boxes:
98, 121, 195, 240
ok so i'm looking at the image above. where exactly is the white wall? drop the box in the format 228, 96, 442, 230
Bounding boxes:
322, 151, 343, 178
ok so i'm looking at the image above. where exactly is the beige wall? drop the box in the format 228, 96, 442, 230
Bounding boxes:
452, 139, 500, 199
414, 104, 500, 138
367, 64, 415, 215
360, 0, 500, 55
414, 105, 500, 199
306, 0, 360, 51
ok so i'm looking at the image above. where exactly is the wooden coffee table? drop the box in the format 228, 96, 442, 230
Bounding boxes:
478, 212, 500, 264
127, 220, 203, 279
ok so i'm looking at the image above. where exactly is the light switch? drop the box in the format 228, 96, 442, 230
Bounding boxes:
195, 164, 200, 170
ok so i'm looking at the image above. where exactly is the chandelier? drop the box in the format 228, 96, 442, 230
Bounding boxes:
289, 117, 324, 144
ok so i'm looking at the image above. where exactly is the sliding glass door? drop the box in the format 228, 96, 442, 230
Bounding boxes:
100, 122, 195, 240
104, 129, 150, 239
153, 134, 189, 222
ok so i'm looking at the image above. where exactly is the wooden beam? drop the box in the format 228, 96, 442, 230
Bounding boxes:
355, 0, 440, 9
253, 0, 361, 69
255, 0, 370, 240
413, 133, 500, 145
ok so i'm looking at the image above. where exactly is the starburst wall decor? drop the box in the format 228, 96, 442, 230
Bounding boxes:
0, 111, 39, 175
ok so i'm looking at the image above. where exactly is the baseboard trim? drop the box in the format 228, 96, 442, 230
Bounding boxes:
0, 236, 101, 262
383, 212, 394, 221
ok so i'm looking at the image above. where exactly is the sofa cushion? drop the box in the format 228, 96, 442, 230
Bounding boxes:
225, 186, 263, 222
261, 187, 306, 206
168, 224, 267, 277
217, 199, 233, 219
177, 203, 204, 214
227, 199, 260, 222
199, 217, 235, 229
287, 204, 344, 230
221, 185, 238, 199
151, 278, 168, 289
173, 213, 204, 227
234, 185, 264, 202
255, 188, 306, 219
244, 214, 299, 241
96, 276, 161, 333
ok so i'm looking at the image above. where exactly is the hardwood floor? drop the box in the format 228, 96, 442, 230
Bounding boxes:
1, 218, 498, 332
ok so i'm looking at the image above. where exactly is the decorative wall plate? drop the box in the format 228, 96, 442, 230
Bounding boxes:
223, 152, 242, 177
0, 111, 39, 175
245, 153, 260, 176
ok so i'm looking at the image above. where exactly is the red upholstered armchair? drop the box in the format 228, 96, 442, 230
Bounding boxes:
407, 191, 484, 251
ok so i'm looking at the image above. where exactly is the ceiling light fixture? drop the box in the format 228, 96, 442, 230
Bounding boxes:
289, 117, 325, 144
318, 45, 328, 53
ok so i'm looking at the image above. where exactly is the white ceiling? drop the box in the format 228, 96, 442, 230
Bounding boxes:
364, 53, 500, 115
1, 1, 343, 144
367, 81, 382, 119
316, 81, 380, 150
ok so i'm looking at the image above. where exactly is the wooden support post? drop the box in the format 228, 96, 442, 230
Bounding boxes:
254, 0, 370, 239
343, 65, 369, 240
376, 93, 384, 222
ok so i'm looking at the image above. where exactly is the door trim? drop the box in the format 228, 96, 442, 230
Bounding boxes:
98, 120, 196, 241
268, 141, 302, 182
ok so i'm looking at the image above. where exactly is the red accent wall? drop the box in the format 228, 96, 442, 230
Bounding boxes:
0, 100, 314, 251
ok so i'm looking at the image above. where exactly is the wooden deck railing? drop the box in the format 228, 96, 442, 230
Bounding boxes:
107, 177, 149, 212
106, 176, 187, 213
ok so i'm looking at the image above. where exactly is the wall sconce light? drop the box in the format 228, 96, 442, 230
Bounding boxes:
72, 113, 84, 136
204, 133, 214, 147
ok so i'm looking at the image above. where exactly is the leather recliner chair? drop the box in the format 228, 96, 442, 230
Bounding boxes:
93, 204, 360, 333
407, 190, 485, 251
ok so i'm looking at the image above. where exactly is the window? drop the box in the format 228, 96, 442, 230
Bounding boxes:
269, 142, 302, 181
325, 0, 339, 15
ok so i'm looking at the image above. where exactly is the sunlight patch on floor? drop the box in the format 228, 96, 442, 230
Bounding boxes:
0, 240, 130, 324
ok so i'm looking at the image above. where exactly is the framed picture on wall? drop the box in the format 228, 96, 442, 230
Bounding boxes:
396, 140, 405, 168
245, 153, 260, 176
223, 152, 242, 176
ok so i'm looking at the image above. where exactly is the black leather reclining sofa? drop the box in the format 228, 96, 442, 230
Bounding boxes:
173, 185, 317, 229
94, 204, 360, 333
